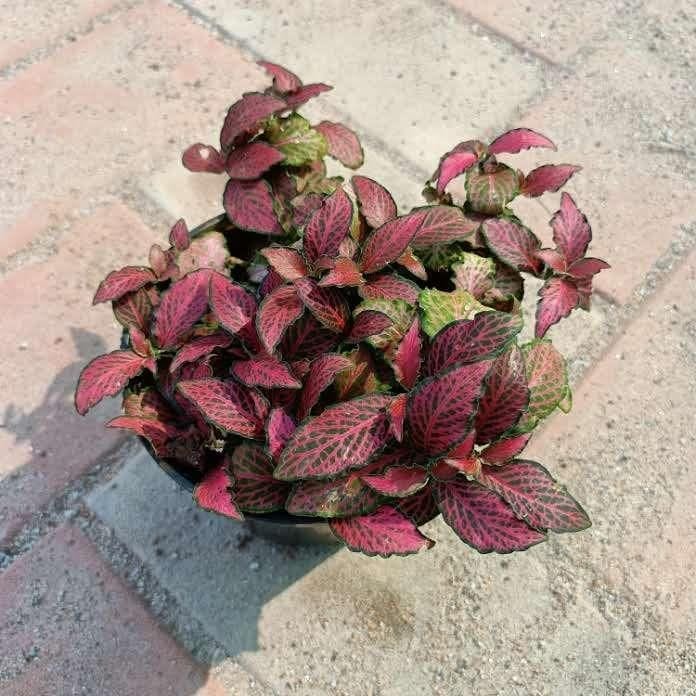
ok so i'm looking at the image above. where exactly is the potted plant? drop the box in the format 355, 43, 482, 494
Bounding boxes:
75, 62, 609, 557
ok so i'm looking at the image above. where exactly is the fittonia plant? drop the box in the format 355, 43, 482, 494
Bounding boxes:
75, 62, 609, 557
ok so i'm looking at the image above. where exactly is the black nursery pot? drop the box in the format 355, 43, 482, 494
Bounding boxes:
125, 213, 339, 547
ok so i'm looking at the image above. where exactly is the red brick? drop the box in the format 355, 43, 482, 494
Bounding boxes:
0, 524, 222, 694
0, 202, 164, 544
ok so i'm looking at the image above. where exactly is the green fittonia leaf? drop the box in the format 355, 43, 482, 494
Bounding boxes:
267, 113, 328, 167
417, 288, 487, 338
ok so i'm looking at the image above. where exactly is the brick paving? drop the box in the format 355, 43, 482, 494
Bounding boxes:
1, 1, 694, 694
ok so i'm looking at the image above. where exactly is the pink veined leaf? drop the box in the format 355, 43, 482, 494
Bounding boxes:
258, 60, 302, 93
329, 505, 435, 557
397, 487, 439, 527
487, 128, 556, 156
475, 346, 529, 444
259, 267, 284, 297
93, 266, 157, 305
226, 141, 285, 180
193, 465, 243, 520
535, 277, 579, 338
351, 175, 398, 231
303, 187, 353, 264
152, 269, 211, 349
232, 356, 301, 390
291, 193, 324, 227
318, 257, 365, 287
177, 379, 267, 438
266, 407, 296, 461
315, 121, 364, 169
478, 460, 591, 533
169, 332, 233, 373
228, 442, 290, 513
359, 211, 425, 274
434, 479, 546, 553
260, 247, 309, 281
393, 317, 422, 389
209, 271, 257, 343
75, 350, 153, 415
567, 257, 610, 279
359, 273, 420, 304
297, 353, 352, 421
445, 430, 476, 462
182, 143, 226, 173
433, 141, 481, 193
113, 287, 154, 333
280, 313, 339, 361
256, 284, 305, 354
536, 248, 567, 273
410, 205, 479, 249
481, 433, 531, 465
169, 218, 190, 251
387, 393, 407, 442
521, 164, 581, 198
294, 278, 350, 333
283, 83, 332, 109
148, 243, 173, 279
346, 310, 393, 343
224, 178, 284, 236
275, 394, 393, 480
362, 466, 429, 498
481, 218, 543, 274
551, 192, 592, 266
396, 247, 427, 280
128, 326, 151, 358
407, 361, 491, 456
219, 92, 286, 149
106, 415, 179, 452
426, 311, 523, 376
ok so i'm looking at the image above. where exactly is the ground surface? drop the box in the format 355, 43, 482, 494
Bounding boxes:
1, 1, 695, 694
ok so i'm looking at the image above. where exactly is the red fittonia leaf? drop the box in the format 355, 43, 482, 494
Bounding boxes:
407, 362, 491, 456
397, 487, 439, 527
93, 266, 156, 304
487, 128, 556, 156
551, 192, 592, 266
475, 346, 529, 444
105, 415, 179, 453
260, 247, 309, 281
266, 407, 296, 461
567, 257, 610, 279
387, 393, 407, 442
177, 379, 266, 438
219, 92, 286, 149
315, 121, 364, 169
359, 273, 420, 304
128, 327, 151, 358
359, 211, 424, 274
169, 218, 190, 251
283, 83, 332, 109
113, 287, 154, 333
396, 247, 427, 280
521, 164, 581, 198
434, 479, 546, 553
182, 143, 226, 173
426, 311, 523, 376
318, 257, 365, 287
536, 248, 567, 274
351, 175, 397, 229
346, 310, 393, 343
393, 317, 422, 389
224, 178, 284, 236
478, 460, 591, 532
362, 466, 429, 498
535, 277, 579, 338
256, 284, 305, 354
169, 332, 233, 373
279, 313, 338, 360
297, 353, 352, 421
410, 205, 479, 249
226, 141, 285, 180
481, 433, 531, 464
294, 278, 350, 333
228, 443, 289, 513
329, 505, 434, 557
291, 193, 324, 227
258, 60, 302, 93
209, 272, 257, 342
193, 465, 242, 520
482, 218, 543, 274
275, 394, 393, 480
232, 357, 301, 390
432, 140, 483, 192
466, 163, 520, 215
75, 350, 152, 415
303, 187, 352, 264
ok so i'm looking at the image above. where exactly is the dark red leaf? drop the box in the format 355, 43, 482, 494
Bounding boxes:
362, 466, 429, 498
256, 284, 305, 354
487, 128, 556, 156
410, 205, 479, 249
568, 257, 610, 279
521, 164, 581, 198
535, 277, 579, 338
219, 92, 286, 148
481, 218, 542, 274
359, 211, 424, 274
260, 247, 309, 281
224, 178, 284, 236
258, 60, 302, 93
432, 141, 482, 192
551, 192, 592, 266
283, 83, 332, 109
346, 310, 393, 343
182, 143, 225, 173
315, 121, 364, 169
232, 357, 301, 389
329, 505, 434, 557
75, 350, 152, 415
397, 487, 439, 526
193, 465, 242, 520
294, 278, 350, 333
426, 311, 523, 375
228, 442, 289, 513
266, 407, 296, 461
393, 317, 422, 389
259, 268, 284, 297
297, 353, 352, 421
279, 314, 338, 361
303, 187, 353, 264
318, 257, 364, 287
291, 193, 324, 227
359, 273, 419, 304
351, 175, 397, 229
93, 266, 156, 304
226, 141, 284, 180
275, 394, 393, 480
479, 460, 591, 532
209, 271, 257, 344
113, 287, 154, 333
169, 332, 232, 373
481, 433, 531, 464
169, 218, 190, 251
434, 479, 546, 553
